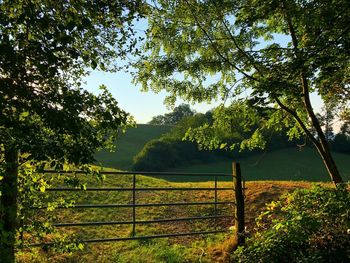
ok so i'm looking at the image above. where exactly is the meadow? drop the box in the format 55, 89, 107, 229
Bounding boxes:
95, 125, 350, 182
95, 124, 171, 171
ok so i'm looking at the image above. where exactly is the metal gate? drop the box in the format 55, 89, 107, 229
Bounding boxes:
32, 164, 244, 245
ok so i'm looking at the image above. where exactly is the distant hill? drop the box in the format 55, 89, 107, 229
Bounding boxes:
95, 125, 350, 183
95, 124, 171, 170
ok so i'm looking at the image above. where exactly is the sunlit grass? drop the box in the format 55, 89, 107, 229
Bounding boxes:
17, 171, 322, 262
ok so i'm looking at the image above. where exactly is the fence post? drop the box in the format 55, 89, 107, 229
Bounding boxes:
232, 162, 245, 245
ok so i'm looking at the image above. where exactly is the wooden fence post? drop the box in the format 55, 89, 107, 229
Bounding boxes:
232, 162, 245, 245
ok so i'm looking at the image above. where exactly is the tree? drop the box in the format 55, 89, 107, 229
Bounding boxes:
134, 0, 350, 184
148, 103, 195, 125
0, 1, 143, 262
316, 102, 337, 142
339, 109, 350, 136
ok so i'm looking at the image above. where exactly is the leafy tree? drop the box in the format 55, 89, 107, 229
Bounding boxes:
134, 113, 215, 171
0, 1, 144, 262
134, 0, 350, 185
339, 109, 350, 136
316, 100, 339, 141
167, 112, 213, 139
148, 103, 195, 125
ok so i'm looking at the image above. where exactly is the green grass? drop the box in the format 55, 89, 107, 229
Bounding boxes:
94, 125, 349, 183
95, 124, 171, 170
168, 148, 350, 182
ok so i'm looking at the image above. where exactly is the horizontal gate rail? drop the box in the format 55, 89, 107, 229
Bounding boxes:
46, 187, 234, 191
34, 201, 235, 209
32, 230, 227, 246
43, 170, 232, 177
53, 215, 234, 227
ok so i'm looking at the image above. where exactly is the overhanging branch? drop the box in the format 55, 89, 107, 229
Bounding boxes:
184, 0, 258, 82
274, 96, 323, 153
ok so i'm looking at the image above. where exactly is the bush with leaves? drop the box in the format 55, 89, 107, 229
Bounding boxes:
232, 185, 350, 263
132, 138, 203, 171
7, 163, 105, 256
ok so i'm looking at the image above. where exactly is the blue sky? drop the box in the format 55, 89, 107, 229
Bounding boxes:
82, 70, 222, 124
82, 69, 322, 124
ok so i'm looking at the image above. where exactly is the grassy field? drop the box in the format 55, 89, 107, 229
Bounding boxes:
95, 124, 171, 170
94, 124, 350, 182
168, 147, 350, 182
18, 171, 320, 263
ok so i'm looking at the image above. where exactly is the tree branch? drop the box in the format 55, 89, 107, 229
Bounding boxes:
221, 18, 263, 75
274, 96, 323, 152
184, 0, 258, 82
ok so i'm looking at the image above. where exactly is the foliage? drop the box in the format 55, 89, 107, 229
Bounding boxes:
135, 0, 350, 183
316, 101, 337, 141
132, 137, 204, 171
232, 185, 350, 262
331, 134, 350, 154
167, 111, 213, 140
185, 102, 300, 152
134, 113, 220, 171
339, 109, 350, 136
148, 103, 195, 125
0, 0, 144, 261
134, 108, 306, 171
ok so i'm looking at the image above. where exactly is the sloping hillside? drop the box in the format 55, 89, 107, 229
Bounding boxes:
95, 124, 171, 170
95, 125, 350, 182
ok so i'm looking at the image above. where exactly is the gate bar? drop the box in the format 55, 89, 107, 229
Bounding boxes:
46, 187, 234, 191
34, 201, 235, 209
43, 170, 233, 176
53, 215, 234, 227
31, 230, 227, 246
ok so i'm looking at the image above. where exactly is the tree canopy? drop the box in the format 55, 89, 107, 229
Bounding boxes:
148, 103, 195, 125
134, 0, 350, 184
0, 1, 144, 261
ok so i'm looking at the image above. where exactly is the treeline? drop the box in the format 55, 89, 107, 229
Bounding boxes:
133, 105, 306, 171
331, 133, 350, 154
133, 111, 216, 171
133, 104, 350, 171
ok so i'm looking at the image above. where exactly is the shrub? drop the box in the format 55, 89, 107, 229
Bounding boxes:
132, 138, 205, 171
232, 185, 350, 263
132, 139, 178, 171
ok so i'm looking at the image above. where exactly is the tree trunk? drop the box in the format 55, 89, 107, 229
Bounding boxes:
314, 133, 343, 185
300, 74, 344, 185
282, 4, 344, 186
0, 147, 19, 263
